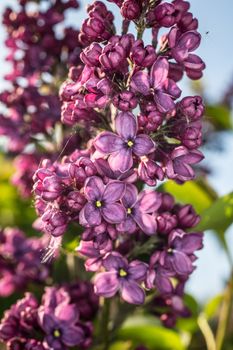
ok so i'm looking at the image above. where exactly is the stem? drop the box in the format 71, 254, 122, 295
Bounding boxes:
99, 298, 111, 350
197, 313, 216, 350
215, 271, 233, 350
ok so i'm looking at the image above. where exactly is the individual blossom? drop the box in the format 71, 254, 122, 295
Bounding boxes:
117, 184, 161, 235
94, 252, 147, 304
79, 176, 126, 226
165, 146, 204, 182
94, 112, 155, 173
131, 57, 181, 113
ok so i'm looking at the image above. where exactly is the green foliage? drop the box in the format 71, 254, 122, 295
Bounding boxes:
196, 192, 233, 233
118, 324, 186, 350
159, 178, 216, 214
0, 155, 36, 234
204, 294, 223, 320
205, 104, 233, 130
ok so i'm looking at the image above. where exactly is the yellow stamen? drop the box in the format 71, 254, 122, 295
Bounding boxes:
95, 200, 102, 208
127, 208, 132, 214
53, 329, 61, 338
127, 140, 134, 147
119, 268, 128, 277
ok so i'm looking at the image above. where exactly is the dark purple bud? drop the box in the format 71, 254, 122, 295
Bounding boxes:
156, 212, 178, 234
112, 91, 137, 111
130, 40, 157, 67
41, 208, 68, 236
66, 191, 86, 212
182, 122, 202, 149
121, 0, 142, 20
80, 43, 102, 67
160, 193, 175, 211
175, 204, 200, 228
178, 96, 204, 120
138, 111, 163, 133
138, 157, 164, 186
154, 3, 178, 27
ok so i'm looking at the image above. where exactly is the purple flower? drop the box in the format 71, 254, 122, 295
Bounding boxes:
130, 40, 157, 68
117, 184, 161, 235
131, 57, 181, 113
94, 112, 155, 173
166, 146, 204, 182
79, 176, 126, 226
120, 0, 142, 20
94, 252, 147, 304
178, 96, 204, 120
138, 156, 164, 186
41, 305, 84, 349
157, 229, 203, 275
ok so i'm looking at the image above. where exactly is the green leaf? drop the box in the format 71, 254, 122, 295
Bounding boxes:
204, 294, 223, 320
159, 180, 214, 214
195, 192, 233, 232
109, 341, 132, 350
118, 324, 186, 350
205, 104, 233, 130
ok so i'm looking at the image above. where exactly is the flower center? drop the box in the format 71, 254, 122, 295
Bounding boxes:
95, 200, 102, 208
167, 248, 173, 254
127, 207, 132, 214
127, 140, 134, 148
53, 329, 61, 338
119, 268, 128, 277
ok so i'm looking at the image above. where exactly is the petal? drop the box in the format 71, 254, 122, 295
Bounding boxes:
154, 91, 175, 113
42, 314, 56, 332
169, 251, 193, 275
115, 112, 137, 140
108, 148, 133, 173
102, 203, 126, 224
55, 304, 77, 323
128, 261, 148, 281
133, 134, 155, 156
122, 183, 138, 208
120, 280, 145, 305
116, 216, 137, 234
155, 273, 173, 294
130, 71, 150, 95
134, 212, 157, 235
84, 176, 104, 201
103, 181, 125, 203
103, 252, 127, 271
179, 233, 203, 254
137, 190, 161, 213
62, 326, 84, 346
94, 131, 123, 154
81, 203, 102, 226
94, 271, 119, 297
150, 57, 169, 89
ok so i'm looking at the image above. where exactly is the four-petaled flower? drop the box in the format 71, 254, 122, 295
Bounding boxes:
117, 184, 162, 235
94, 112, 155, 173
94, 252, 148, 305
79, 176, 126, 226
131, 57, 181, 113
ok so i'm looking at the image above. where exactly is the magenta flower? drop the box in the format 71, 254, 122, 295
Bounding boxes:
94, 252, 147, 305
94, 112, 155, 173
117, 184, 161, 235
166, 146, 204, 182
131, 57, 181, 113
41, 305, 84, 349
79, 176, 126, 226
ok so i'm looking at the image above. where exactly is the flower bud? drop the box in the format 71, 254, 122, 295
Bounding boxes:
121, 0, 142, 20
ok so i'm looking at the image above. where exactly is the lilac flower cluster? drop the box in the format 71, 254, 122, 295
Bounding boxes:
0, 0, 82, 198
0, 282, 98, 349
0, 227, 49, 297
32, 0, 205, 315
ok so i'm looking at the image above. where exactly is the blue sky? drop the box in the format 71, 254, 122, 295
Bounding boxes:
0, 0, 232, 301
